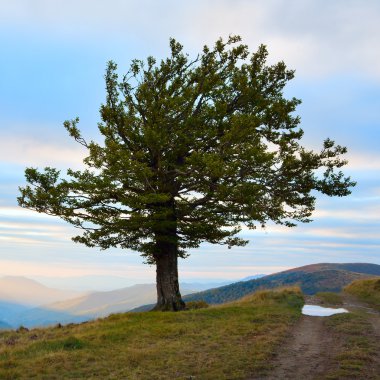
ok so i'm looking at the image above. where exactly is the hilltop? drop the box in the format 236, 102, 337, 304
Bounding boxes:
184, 263, 380, 304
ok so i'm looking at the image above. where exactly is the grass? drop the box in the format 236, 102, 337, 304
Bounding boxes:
315, 292, 343, 305
322, 279, 380, 378
323, 311, 379, 379
0, 287, 303, 380
344, 278, 380, 310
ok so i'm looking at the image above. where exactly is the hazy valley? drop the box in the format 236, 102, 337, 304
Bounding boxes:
1, 263, 379, 329
0, 277, 231, 328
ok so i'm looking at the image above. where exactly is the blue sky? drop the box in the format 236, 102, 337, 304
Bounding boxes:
0, 0, 379, 289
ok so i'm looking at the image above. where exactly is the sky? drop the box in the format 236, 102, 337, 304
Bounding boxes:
0, 0, 379, 290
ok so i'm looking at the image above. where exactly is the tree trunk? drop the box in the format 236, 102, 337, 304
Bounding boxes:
152, 240, 185, 311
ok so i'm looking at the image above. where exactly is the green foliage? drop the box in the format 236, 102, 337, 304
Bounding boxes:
344, 278, 380, 310
18, 36, 355, 265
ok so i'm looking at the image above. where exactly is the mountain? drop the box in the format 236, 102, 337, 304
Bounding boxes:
11, 283, 206, 328
0, 277, 232, 328
32, 275, 148, 292
180, 281, 233, 290
4, 264, 379, 327
0, 320, 12, 330
0, 276, 85, 328
281, 263, 380, 276
43, 284, 159, 318
0, 276, 82, 307
240, 274, 266, 281
31, 282, 225, 320
183, 263, 380, 304
0, 301, 30, 327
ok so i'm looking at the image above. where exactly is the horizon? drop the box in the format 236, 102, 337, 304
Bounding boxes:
1, 262, 379, 293
1, 1, 379, 290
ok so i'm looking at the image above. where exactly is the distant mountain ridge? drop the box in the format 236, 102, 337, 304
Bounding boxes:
0, 277, 85, 328
282, 263, 380, 276
183, 263, 380, 305
2, 264, 379, 328
0, 276, 81, 307
0, 280, 229, 328
0, 320, 12, 330
23, 283, 222, 327
240, 274, 266, 281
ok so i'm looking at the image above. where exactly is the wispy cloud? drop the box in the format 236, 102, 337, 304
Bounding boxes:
1, 1, 379, 79
0, 135, 85, 168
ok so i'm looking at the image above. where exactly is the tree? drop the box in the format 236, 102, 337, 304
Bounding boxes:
18, 36, 355, 311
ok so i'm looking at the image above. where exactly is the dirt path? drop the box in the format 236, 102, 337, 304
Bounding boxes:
260, 314, 340, 379
257, 295, 380, 380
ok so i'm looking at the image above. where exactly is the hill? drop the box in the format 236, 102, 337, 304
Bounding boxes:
0, 277, 231, 329
0, 287, 304, 379
282, 262, 380, 276
344, 277, 380, 310
44, 282, 230, 318
0, 276, 81, 307
183, 263, 380, 304
10, 283, 213, 328
0, 320, 12, 330
0, 301, 30, 328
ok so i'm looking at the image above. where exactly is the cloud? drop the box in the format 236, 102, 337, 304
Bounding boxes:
0, 134, 85, 168
1, 1, 380, 79
345, 153, 380, 171
0, 258, 156, 280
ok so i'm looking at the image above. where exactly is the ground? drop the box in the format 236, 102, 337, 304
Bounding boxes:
260, 293, 380, 380
1, 288, 379, 379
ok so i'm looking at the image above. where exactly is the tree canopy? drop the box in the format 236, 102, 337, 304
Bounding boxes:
18, 36, 355, 310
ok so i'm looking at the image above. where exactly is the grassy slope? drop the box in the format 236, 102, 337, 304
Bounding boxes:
0, 288, 303, 380
316, 279, 380, 379
344, 278, 380, 311
324, 312, 379, 379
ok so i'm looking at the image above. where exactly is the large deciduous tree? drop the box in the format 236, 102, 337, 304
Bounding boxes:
18, 36, 355, 310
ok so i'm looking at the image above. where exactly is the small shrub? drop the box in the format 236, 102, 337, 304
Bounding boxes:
62, 336, 84, 350
185, 300, 209, 310
17, 326, 29, 333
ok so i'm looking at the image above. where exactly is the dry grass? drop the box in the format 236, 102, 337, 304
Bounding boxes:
315, 292, 343, 305
344, 278, 380, 310
323, 279, 380, 378
0, 287, 303, 379
323, 312, 380, 379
